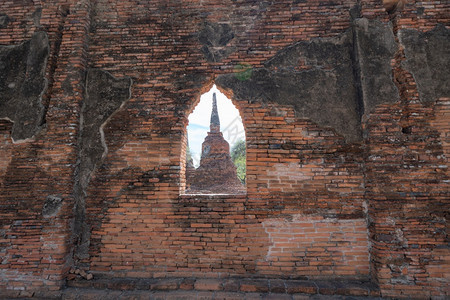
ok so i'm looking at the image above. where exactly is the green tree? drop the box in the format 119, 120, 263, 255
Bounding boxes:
186, 146, 194, 168
231, 139, 246, 184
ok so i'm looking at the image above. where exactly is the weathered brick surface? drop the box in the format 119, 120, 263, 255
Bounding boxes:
261, 216, 369, 278
361, 2, 450, 298
0, 0, 448, 298
0, 0, 91, 295
0, 121, 12, 178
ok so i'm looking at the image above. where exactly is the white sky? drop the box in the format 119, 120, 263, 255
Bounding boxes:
187, 85, 245, 167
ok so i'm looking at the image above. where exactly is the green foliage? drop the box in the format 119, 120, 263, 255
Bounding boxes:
231, 139, 245, 161
231, 139, 246, 184
233, 63, 253, 81
234, 156, 246, 184
186, 146, 194, 167
186, 146, 193, 161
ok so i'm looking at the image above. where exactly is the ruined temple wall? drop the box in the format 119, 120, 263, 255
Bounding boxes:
83, 0, 371, 281
0, 0, 91, 297
0, 0, 448, 298
84, 0, 450, 295
361, 1, 450, 298
87, 101, 370, 280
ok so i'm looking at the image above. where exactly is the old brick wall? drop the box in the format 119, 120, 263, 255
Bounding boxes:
0, 0, 448, 298
86, 99, 370, 279
0, 0, 90, 297
84, 0, 369, 281
362, 1, 450, 298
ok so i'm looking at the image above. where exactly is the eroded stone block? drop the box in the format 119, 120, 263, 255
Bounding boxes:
0, 31, 49, 142
42, 195, 63, 218
198, 21, 235, 62
216, 31, 362, 142
353, 18, 399, 114
400, 24, 450, 104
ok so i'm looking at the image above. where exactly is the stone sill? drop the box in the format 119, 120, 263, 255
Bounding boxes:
63, 276, 380, 298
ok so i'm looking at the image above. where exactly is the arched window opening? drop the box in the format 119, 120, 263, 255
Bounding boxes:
184, 85, 246, 195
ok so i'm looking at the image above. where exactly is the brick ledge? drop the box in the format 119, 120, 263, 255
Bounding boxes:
65, 276, 381, 297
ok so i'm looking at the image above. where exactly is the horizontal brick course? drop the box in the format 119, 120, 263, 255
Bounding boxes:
1, 0, 449, 298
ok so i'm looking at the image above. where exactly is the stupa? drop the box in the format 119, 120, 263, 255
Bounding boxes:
186, 93, 245, 194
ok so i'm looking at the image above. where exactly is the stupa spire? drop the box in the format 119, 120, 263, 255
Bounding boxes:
210, 93, 220, 133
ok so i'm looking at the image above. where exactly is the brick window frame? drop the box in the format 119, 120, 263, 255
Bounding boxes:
179, 84, 247, 196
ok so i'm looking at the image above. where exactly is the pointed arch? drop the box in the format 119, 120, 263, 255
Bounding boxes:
180, 84, 247, 195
